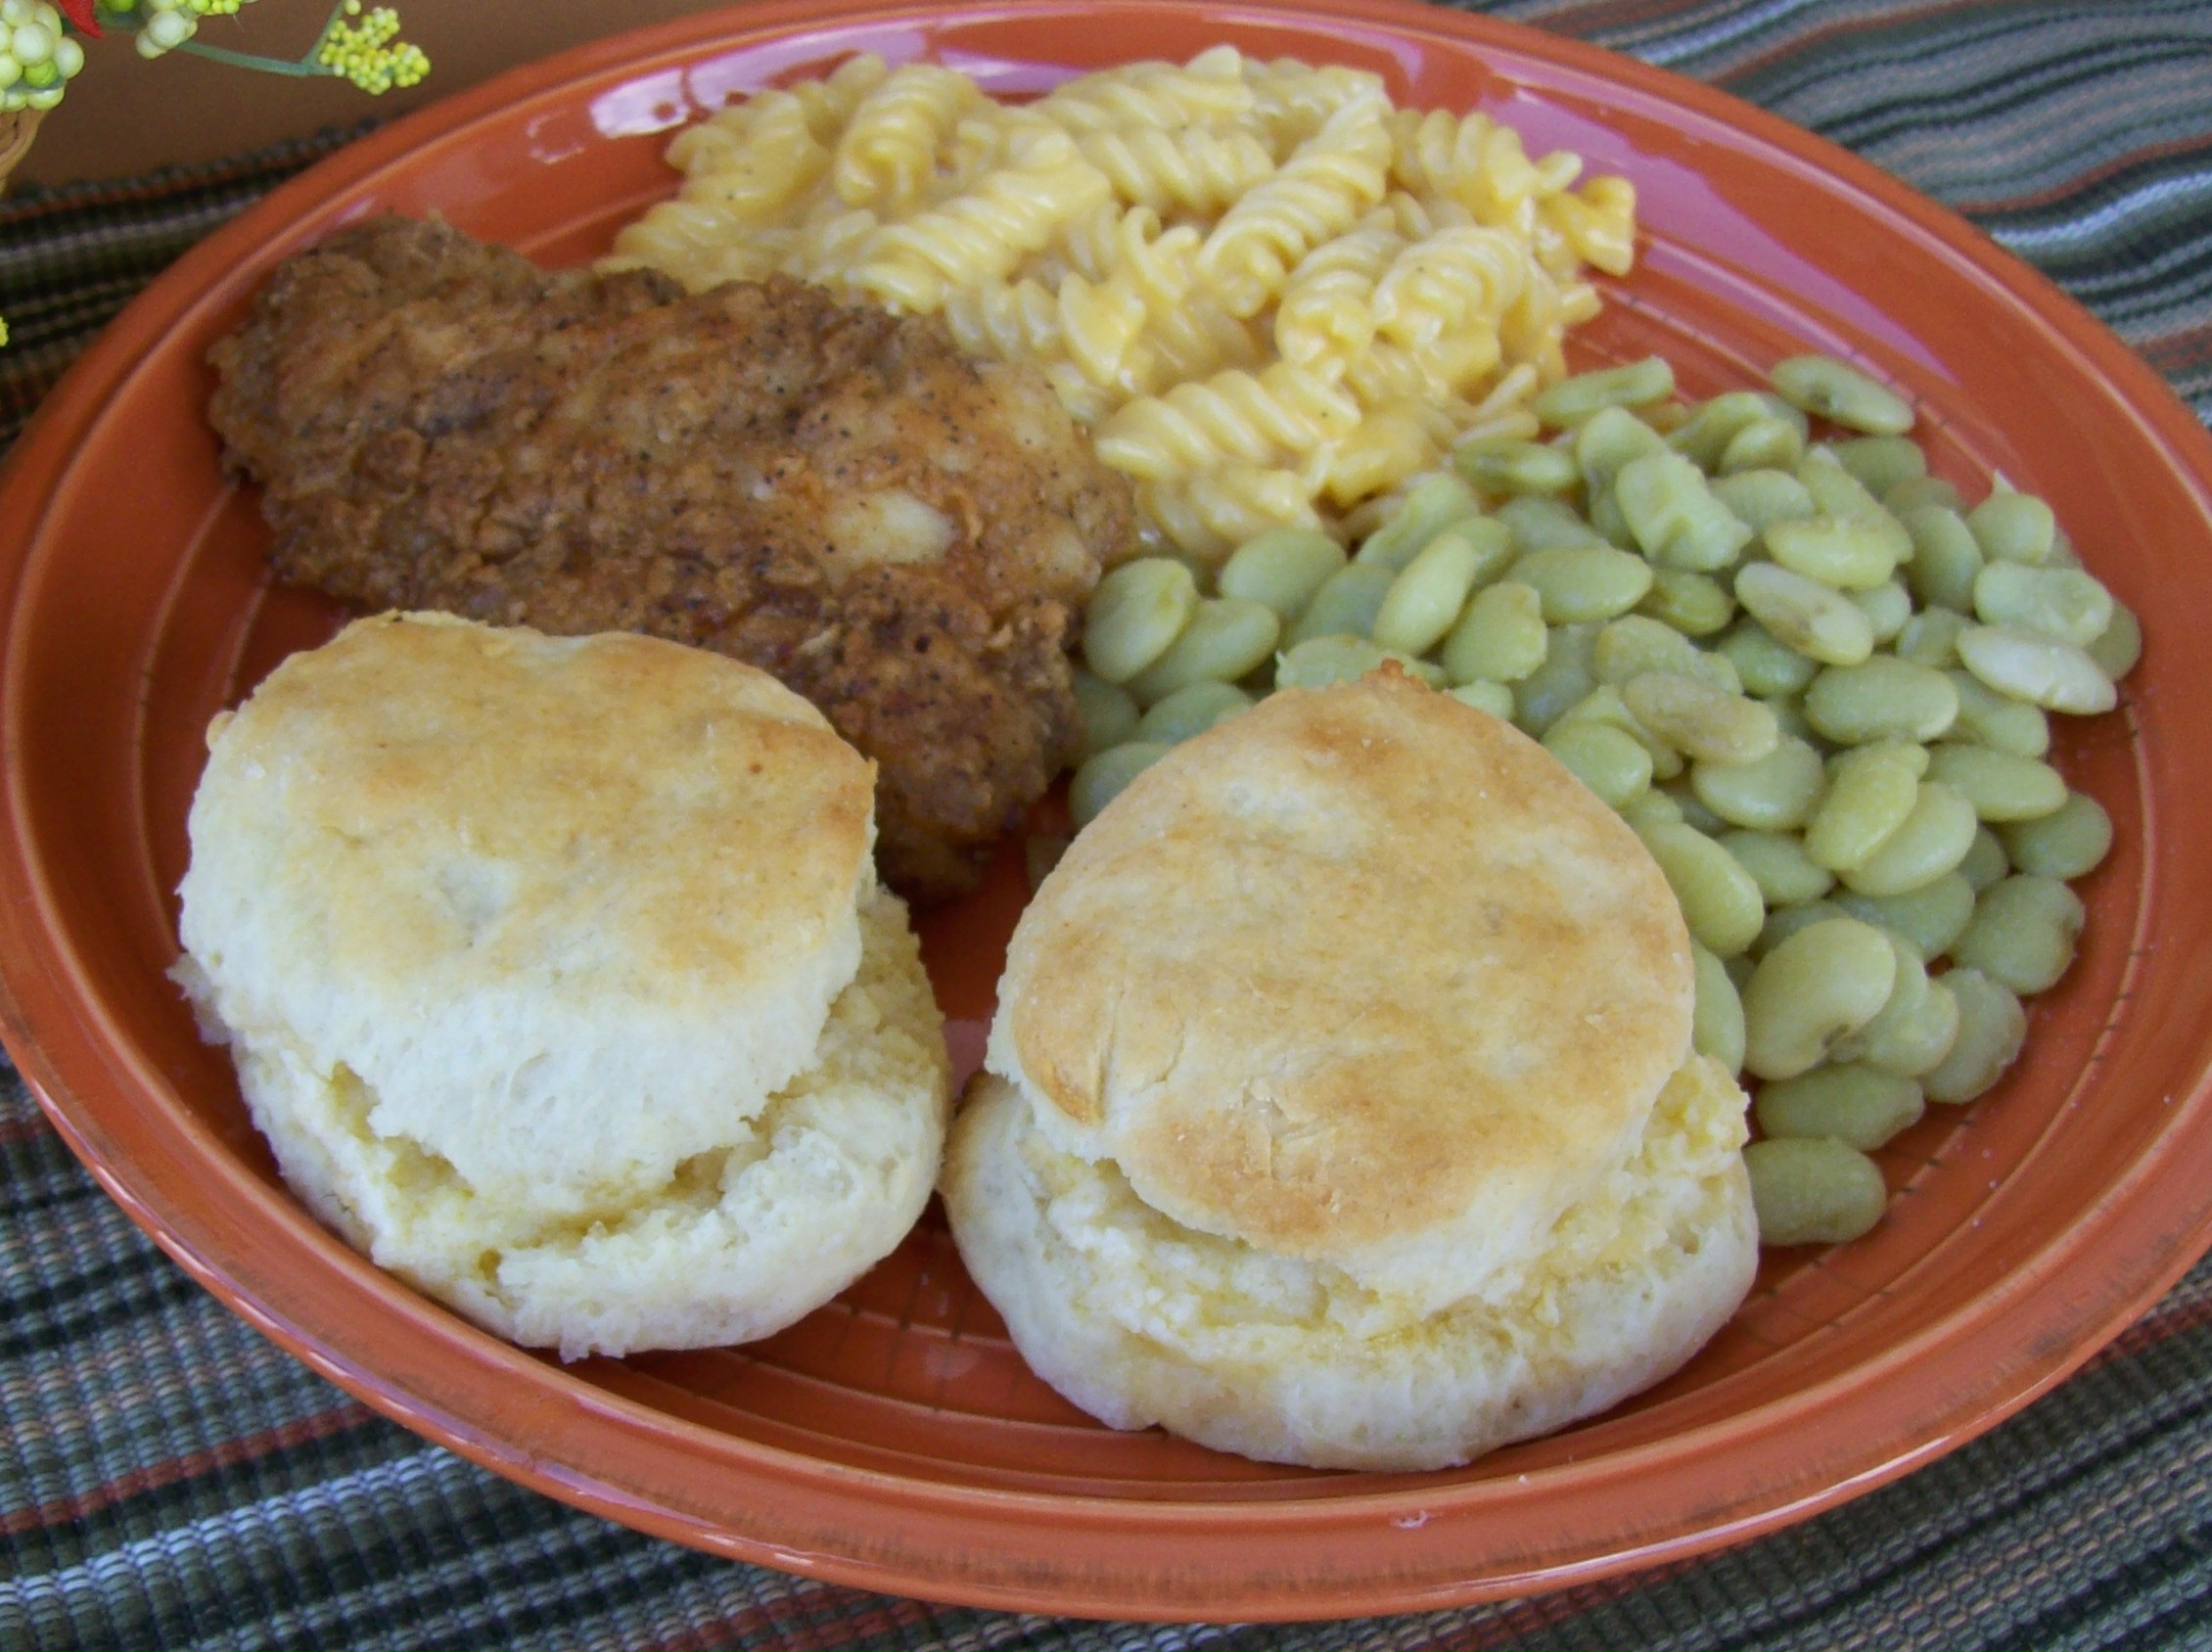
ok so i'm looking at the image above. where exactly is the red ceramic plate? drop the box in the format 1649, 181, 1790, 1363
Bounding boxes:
5, 0, 2212, 1622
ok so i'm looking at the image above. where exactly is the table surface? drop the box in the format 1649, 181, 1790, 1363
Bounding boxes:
5, 2, 2212, 1647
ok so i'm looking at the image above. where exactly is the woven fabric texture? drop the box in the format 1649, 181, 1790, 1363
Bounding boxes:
5, 2, 2212, 1646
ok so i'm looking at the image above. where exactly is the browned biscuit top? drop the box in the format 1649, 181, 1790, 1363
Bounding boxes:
991, 668, 1693, 1304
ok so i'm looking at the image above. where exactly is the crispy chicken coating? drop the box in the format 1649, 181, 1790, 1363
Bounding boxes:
207, 215, 1133, 897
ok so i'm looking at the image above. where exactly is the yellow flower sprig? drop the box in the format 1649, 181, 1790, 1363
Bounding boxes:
91, 0, 427, 95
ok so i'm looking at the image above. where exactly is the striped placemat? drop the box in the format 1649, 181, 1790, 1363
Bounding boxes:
5, 3, 2211, 1646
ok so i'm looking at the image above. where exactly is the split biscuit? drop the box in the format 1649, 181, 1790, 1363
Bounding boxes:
947, 668, 1756, 1468
175, 613, 949, 1358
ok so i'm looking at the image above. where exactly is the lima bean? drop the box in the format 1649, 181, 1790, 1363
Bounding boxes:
1833, 935, 1959, 1076
1884, 475, 1964, 515
1924, 744, 2066, 822
1756, 1063, 1925, 1151
1642, 569, 1737, 636
1372, 529, 1482, 656
1614, 450, 1754, 572
1741, 916, 1898, 1078
1573, 404, 1670, 491
1952, 874, 2085, 994
1515, 543, 1656, 623
1831, 872, 1977, 962
1557, 684, 1684, 779
1734, 561, 1876, 666
1723, 828, 1836, 906
1717, 415, 1806, 475
1670, 391, 1784, 471
1286, 562, 1394, 648
1534, 356, 1676, 427
1596, 616, 1731, 689
1852, 579, 1914, 645
1956, 623, 2116, 715
1353, 472, 1478, 571
1499, 492, 1607, 555
1772, 355, 1914, 435
1135, 680, 1251, 744
1838, 780, 1979, 896
1692, 942, 1748, 1073
1218, 528, 1346, 621
1084, 558, 1199, 682
1894, 606, 1968, 669
1766, 515, 1901, 590
1073, 668, 1139, 757
1450, 678, 1517, 719
1126, 597, 1281, 704
1832, 436, 1927, 497
1972, 562, 2114, 647
1070, 741, 1169, 825
1639, 819, 1769, 957
1958, 826, 2011, 893
2001, 791, 2113, 880
1804, 657, 1959, 745
1966, 488, 2056, 565
1544, 717, 1654, 810
1623, 671, 1779, 765
1718, 620, 1820, 697
1902, 503, 1984, 613
2086, 602, 2143, 680
1712, 469, 1817, 532
1512, 622, 1600, 736
1945, 667, 2051, 757
1456, 436, 1579, 495
1692, 736, 1828, 831
1804, 742, 1927, 872
1745, 1136, 1889, 1245
1920, 968, 2026, 1104
1444, 581, 1547, 684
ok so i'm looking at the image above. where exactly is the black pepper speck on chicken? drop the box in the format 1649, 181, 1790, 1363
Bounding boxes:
207, 214, 1134, 898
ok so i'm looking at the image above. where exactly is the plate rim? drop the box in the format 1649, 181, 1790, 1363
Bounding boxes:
6, 0, 2212, 1620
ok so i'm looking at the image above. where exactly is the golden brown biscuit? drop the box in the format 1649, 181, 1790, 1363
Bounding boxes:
176, 612, 878, 1220
987, 668, 1694, 1311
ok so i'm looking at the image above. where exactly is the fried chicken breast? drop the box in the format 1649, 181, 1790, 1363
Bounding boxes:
207, 215, 1133, 897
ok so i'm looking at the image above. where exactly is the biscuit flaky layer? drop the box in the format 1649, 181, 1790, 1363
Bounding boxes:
944, 1057, 1756, 1472
204, 892, 948, 1360
991, 670, 1696, 1312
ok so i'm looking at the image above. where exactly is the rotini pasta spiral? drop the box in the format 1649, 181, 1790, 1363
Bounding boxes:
1272, 215, 1403, 366
846, 129, 1112, 310
833, 63, 984, 212
1035, 49, 1252, 134
1198, 94, 1393, 317
1074, 124, 1277, 218
1371, 224, 1528, 349
1095, 359, 1359, 482
1241, 55, 1389, 154
1138, 465, 1322, 559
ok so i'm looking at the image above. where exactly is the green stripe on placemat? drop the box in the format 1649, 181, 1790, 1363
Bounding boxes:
5, 3, 2212, 1648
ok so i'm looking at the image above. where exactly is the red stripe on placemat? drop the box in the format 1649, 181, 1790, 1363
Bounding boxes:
1951, 133, 2212, 218
2081, 1285, 2212, 1375
0, 1400, 374, 1537
0, 1111, 56, 1147
659, 1582, 939, 1651
2141, 327, 2212, 380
